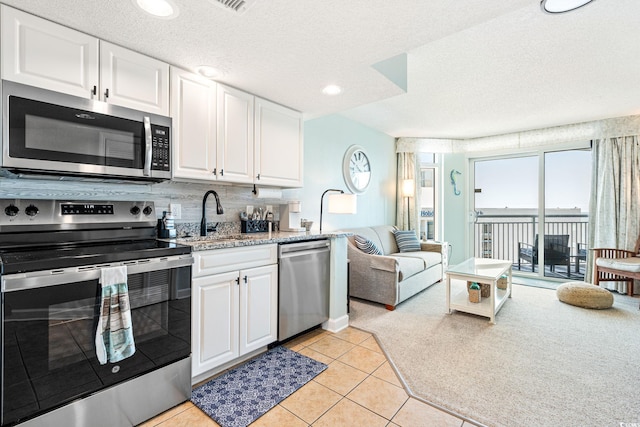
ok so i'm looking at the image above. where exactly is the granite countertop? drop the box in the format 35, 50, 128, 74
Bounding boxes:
164, 231, 352, 251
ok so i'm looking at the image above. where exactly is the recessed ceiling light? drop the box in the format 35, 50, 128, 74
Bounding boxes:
322, 85, 342, 96
133, 0, 180, 19
196, 66, 222, 79
540, 0, 595, 14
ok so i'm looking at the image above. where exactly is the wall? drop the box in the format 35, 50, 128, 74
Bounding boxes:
0, 114, 396, 232
442, 153, 467, 264
293, 114, 396, 232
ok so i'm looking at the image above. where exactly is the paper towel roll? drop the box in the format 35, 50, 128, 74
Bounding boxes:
253, 187, 283, 199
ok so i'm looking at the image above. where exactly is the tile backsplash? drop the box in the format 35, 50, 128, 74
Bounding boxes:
0, 177, 301, 234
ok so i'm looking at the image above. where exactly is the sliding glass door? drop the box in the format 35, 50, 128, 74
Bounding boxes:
543, 150, 591, 279
471, 148, 591, 281
473, 156, 538, 264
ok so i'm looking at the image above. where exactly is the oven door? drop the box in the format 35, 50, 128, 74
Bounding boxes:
1, 255, 191, 426
2, 80, 171, 181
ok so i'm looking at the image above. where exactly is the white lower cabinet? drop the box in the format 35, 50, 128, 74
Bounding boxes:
192, 245, 278, 378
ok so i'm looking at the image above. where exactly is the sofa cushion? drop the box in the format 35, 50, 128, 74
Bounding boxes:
393, 230, 421, 252
354, 234, 382, 255
392, 251, 442, 270
393, 255, 425, 282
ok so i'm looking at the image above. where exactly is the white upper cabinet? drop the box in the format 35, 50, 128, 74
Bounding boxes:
216, 84, 255, 184
254, 97, 303, 187
1, 5, 99, 98
170, 67, 217, 181
1, 5, 169, 116
99, 41, 169, 116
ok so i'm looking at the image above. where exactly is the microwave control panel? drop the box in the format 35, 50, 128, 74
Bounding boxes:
151, 125, 170, 171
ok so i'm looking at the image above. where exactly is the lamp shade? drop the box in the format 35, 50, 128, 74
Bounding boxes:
327, 193, 357, 214
402, 179, 415, 197
541, 0, 595, 13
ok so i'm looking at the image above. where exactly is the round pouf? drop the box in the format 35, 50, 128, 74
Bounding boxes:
556, 281, 613, 309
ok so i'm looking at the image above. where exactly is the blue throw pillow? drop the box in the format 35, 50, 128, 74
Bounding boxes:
354, 235, 382, 255
393, 230, 421, 252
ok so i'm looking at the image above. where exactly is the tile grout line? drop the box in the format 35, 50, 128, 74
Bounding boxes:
298, 330, 403, 424
349, 325, 487, 427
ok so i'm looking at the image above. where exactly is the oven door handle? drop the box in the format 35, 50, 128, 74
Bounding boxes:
143, 116, 152, 176
2, 255, 193, 292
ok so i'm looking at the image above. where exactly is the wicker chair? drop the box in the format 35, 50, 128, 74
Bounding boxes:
518, 234, 571, 275
592, 236, 640, 296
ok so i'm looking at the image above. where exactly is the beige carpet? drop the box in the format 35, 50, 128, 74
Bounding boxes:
349, 282, 640, 427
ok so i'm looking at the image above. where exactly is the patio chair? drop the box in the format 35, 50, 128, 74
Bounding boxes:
592, 235, 640, 296
518, 234, 571, 275
575, 242, 587, 273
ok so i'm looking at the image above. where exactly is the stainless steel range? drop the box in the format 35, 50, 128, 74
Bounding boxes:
0, 200, 193, 427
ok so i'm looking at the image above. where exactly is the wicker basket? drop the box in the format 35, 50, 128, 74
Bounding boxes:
467, 281, 490, 298
468, 288, 481, 303
497, 275, 508, 290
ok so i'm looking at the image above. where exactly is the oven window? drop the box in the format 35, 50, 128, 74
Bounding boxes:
1, 266, 191, 425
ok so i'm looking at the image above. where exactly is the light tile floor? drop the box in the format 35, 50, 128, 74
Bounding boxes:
140, 327, 474, 427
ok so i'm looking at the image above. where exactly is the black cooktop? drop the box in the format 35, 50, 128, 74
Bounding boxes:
0, 239, 191, 275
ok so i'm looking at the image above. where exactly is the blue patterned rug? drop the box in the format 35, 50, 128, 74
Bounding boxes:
191, 346, 327, 427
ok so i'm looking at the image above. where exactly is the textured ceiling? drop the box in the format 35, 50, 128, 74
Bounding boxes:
4, 0, 640, 138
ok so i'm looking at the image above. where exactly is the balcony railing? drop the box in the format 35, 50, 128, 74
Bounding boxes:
473, 213, 588, 280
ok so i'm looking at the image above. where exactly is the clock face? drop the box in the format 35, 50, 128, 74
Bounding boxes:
343, 145, 371, 194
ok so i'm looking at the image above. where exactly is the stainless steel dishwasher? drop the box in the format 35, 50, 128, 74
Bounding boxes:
278, 239, 331, 341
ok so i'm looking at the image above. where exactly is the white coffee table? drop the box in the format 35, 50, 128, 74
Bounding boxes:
446, 258, 512, 324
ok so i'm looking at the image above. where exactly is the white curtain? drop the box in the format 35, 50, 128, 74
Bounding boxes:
396, 152, 418, 231
587, 136, 640, 294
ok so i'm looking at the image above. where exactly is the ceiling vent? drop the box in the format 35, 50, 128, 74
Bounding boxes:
208, 0, 257, 14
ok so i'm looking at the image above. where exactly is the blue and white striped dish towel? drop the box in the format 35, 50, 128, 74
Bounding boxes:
95, 265, 136, 365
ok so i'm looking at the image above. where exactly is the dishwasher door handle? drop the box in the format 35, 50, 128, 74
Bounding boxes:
279, 247, 330, 259
278, 240, 329, 256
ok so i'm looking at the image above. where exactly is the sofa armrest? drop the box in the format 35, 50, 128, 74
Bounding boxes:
346, 241, 400, 307
347, 242, 398, 273
420, 241, 445, 253
420, 241, 448, 278
370, 255, 398, 273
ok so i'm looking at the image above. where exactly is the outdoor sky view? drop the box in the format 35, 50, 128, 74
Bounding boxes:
474, 149, 592, 212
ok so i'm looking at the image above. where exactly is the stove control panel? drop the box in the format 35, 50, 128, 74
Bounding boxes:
62, 204, 115, 215
0, 200, 156, 228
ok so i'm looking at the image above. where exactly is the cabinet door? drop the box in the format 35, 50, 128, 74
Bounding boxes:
1, 5, 99, 98
192, 272, 239, 377
99, 41, 170, 115
239, 264, 278, 355
217, 84, 254, 184
254, 97, 303, 187
170, 68, 217, 181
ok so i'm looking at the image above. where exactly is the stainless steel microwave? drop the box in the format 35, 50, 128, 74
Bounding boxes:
1, 80, 172, 182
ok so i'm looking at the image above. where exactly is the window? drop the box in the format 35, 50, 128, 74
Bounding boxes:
418, 152, 438, 241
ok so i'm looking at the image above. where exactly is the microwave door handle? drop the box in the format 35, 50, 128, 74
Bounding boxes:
143, 116, 152, 176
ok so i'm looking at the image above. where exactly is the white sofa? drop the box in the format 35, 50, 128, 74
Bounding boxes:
343, 225, 448, 310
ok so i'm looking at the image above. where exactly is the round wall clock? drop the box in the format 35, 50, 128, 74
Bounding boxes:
343, 145, 371, 194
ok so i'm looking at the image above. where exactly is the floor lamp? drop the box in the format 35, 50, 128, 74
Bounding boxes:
402, 179, 415, 230
319, 189, 357, 233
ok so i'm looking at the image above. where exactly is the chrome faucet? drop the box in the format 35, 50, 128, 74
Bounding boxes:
200, 190, 224, 236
